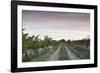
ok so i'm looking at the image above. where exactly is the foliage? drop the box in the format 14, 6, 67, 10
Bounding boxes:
22, 32, 60, 62
66, 38, 90, 59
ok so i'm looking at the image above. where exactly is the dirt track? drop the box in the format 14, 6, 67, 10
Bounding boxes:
64, 45, 80, 60
47, 46, 61, 61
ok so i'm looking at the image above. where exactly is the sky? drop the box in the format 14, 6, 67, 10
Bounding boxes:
22, 10, 90, 41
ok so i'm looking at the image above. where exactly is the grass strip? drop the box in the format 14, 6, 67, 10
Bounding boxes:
58, 46, 70, 60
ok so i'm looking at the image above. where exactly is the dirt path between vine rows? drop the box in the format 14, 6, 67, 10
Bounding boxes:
64, 45, 80, 60
47, 46, 61, 61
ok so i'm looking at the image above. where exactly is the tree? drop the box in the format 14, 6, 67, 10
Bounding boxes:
44, 35, 52, 49
67, 40, 71, 44
59, 39, 66, 43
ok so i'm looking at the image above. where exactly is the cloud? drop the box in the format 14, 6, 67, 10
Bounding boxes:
22, 10, 90, 40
